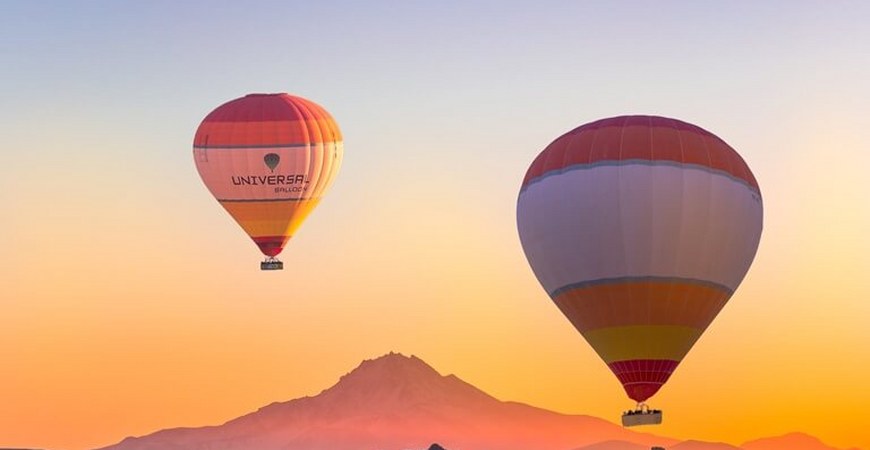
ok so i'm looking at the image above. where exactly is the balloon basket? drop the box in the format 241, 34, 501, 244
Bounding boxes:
261, 258, 283, 271
621, 403, 662, 427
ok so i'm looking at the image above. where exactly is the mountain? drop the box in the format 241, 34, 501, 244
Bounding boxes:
573, 432, 867, 450
94, 353, 862, 450
743, 433, 848, 450
575, 442, 740, 450
96, 352, 674, 450
574, 440, 651, 450
670, 441, 742, 450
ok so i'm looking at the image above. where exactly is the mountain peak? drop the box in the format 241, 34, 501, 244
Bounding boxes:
337, 352, 439, 383
354, 352, 433, 372
316, 352, 495, 409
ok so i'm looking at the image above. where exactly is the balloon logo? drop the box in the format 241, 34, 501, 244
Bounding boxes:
264, 153, 280, 172
516, 116, 762, 422
193, 93, 343, 270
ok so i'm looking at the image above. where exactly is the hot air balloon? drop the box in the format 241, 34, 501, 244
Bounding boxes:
516, 116, 762, 426
193, 93, 343, 270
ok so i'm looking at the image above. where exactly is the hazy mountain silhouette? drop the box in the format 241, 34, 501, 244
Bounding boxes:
575, 442, 742, 450
94, 353, 861, 450
574, 440, 650, 450
95, 352, 671, 450
742, 432, 857, 450
669, 441, 742, 450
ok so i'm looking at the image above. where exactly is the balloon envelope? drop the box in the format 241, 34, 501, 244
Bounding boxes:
193, 93, 343, 258
516, 115, 762, 403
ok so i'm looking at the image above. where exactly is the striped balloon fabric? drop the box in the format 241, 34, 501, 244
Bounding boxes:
193, 93, 343, 260
517, 115, 762, 403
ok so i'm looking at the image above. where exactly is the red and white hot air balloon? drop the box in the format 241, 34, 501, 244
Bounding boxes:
193, 93, 343, 270
516, 115, 762, 426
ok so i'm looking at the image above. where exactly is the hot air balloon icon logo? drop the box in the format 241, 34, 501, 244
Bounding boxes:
263, 153, 280, 172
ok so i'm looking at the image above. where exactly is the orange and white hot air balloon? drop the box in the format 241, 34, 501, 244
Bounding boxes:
516, 116, 762, 425
193, 93, 343, 270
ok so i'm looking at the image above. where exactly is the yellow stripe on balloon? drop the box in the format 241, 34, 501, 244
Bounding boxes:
582, 325, 703, 363
220, 199, 321, 238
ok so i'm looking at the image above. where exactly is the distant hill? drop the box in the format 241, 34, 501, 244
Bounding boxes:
743, 432, 847, 450
574, 440, 651, 450
93, 353, 861, 450
670, 441, 742, 450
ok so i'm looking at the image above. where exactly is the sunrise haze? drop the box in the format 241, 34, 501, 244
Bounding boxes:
1, 2, 868, 450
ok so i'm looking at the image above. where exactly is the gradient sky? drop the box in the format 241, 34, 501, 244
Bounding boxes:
2, 2, 869, 449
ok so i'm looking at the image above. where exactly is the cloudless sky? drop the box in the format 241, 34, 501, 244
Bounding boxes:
2, 2, 869, 449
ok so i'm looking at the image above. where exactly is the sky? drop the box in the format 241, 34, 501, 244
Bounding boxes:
1, 1, 869, 449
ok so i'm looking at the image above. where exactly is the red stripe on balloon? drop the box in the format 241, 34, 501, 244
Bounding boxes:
201, 93, 317, 123
252, 236, 288, 257
521, 115, 759, 191
608, 359, 679, 403
193, 93, 340, 148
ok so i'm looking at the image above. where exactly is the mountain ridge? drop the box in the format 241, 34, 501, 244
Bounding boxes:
95, 353, 860, 450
